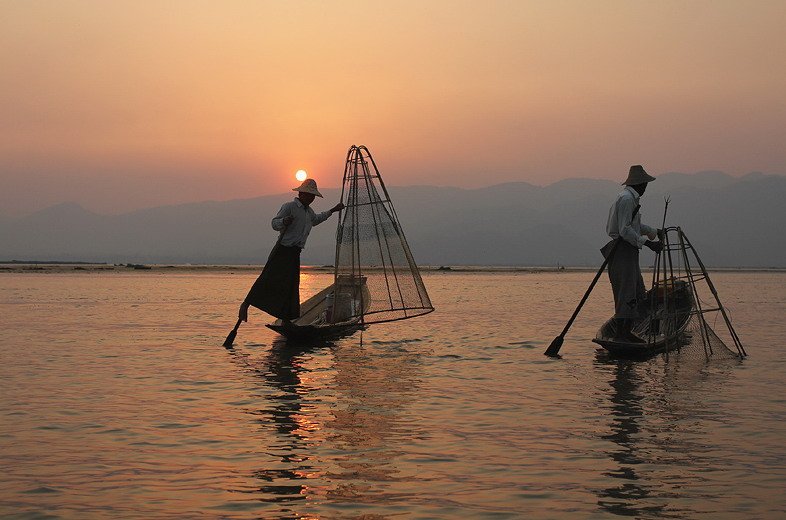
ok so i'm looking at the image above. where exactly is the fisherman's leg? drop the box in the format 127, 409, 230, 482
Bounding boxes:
621, 248, 643, 319
239, 301, 250, 322
612, 244, 644, 342
608, 251, 625, 318
610, 243, 636, 318
634, 254, 647, 318
279, 246, 302, 324
243, 243, 299, 320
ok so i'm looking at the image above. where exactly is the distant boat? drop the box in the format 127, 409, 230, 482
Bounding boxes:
267, 145, 434, 340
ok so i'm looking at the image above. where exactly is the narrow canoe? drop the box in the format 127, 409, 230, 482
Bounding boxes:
592, 279, 694, 358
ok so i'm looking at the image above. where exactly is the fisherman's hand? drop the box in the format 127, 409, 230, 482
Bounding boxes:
282, 215, 294, 226
644, 240, 663, 253
647, 230, 657, 240
330, 202, 345, 213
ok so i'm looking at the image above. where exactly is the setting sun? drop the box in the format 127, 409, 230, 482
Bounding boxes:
295, 170, 308, 182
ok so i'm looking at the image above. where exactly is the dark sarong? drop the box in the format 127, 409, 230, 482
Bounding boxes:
606, 240, 646, 320
244, 243, 301, 320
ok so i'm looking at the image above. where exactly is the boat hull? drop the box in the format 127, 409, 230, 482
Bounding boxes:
593, 280, 694, 359
267, 279, 370, 341
592, 335, 685, 359
266, 321, 364, 341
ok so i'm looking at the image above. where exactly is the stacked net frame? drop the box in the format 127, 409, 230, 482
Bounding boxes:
332, 145, 434, 325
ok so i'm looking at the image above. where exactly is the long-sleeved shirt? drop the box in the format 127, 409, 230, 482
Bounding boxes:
606, 186, 656, 248
271, 198, 333, 249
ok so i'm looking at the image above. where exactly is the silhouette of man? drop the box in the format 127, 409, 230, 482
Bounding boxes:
604, 165, 663, 342
239, 178, 344, 323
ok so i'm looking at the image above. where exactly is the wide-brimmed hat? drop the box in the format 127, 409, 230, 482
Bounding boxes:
292, 178, 323, 197
623, 165, 656, 186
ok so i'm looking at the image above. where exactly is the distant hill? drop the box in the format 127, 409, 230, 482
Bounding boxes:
1, 172, 784, 267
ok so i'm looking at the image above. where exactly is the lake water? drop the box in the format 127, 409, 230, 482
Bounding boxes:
1, 270, 784, 519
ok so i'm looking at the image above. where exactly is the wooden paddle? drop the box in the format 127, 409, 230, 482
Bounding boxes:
544, 240, 619, 357
545, 202, 642, 357
223, 318, 242, 348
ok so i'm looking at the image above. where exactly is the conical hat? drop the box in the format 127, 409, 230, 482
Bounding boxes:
292, 178, 323, 197
623, 165, 656, 186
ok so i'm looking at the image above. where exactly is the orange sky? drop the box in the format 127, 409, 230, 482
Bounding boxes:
2, 1, 785, 215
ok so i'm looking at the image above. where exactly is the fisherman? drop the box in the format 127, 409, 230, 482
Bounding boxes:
603, 165, 664, 343
239, 178, 344, 324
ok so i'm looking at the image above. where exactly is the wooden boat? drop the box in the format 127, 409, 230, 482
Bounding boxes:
544, 225, 746, 359
592, 279, 695, 358
266, 145, 433, 342
267, 275, 371, 340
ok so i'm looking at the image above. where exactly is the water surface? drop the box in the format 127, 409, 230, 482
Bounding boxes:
1, 271, 784, 518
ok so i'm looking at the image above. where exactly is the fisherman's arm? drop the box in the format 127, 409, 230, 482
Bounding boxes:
617, 198, 646, 248
272, 203, 294, 230
640, 223, 657, 240
640, 222, 663, 252
311, 202, 345, 226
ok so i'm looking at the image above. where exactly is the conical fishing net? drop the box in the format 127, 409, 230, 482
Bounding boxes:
331, 145, 433, 325
646, 227, 745, 361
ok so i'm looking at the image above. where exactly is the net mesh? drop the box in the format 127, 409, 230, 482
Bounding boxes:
643, 227, 745, 360
332, 145, 433, 324
653, 276, 741, 361
670, 313, 741, 360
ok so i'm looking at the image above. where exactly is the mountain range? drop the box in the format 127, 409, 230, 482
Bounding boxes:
2, 171, 784, 267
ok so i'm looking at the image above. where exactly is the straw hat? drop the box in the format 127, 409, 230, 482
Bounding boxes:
623, 165, 656, 186
292, 178, 323, 197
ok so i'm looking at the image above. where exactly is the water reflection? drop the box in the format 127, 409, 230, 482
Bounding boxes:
594, 349, 739, 518
594, 352, 670, 517
321, 338, 426, 503
229, 337, 331, 505
229, 334, 426, 515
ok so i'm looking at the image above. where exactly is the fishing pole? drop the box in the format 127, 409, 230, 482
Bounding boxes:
648, 196, 670, 343
650, 196, 670, 286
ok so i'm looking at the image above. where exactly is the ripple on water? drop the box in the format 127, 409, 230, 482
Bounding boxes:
0, 271, 784, 518
21, 487, 61, 494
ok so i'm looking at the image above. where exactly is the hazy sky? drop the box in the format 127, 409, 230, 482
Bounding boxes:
2, 1, 785, 215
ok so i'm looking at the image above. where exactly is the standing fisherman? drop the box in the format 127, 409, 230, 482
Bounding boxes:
603, 165, 664, 343
238, 178, 344, 324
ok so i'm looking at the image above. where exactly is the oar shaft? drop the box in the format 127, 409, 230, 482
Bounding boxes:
558, 241, 617, 337
545, 206, 638, 357
223, 318, 243, 348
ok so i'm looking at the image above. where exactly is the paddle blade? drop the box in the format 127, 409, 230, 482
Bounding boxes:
544, 335, 564, 357
223, 328, 238, 348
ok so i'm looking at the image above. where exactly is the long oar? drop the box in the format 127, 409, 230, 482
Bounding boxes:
223, 318, 243, 348
544, 240, 619, 357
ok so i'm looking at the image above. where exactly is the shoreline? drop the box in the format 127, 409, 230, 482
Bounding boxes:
2, 263, 785, 274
